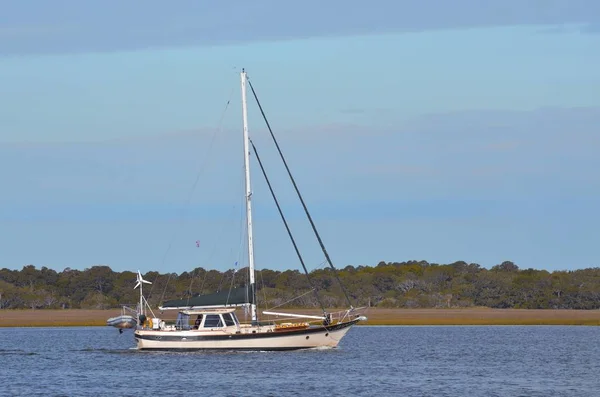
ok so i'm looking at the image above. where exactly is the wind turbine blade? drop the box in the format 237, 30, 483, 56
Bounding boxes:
142, 279, 152, 285
134, 281, 140, 290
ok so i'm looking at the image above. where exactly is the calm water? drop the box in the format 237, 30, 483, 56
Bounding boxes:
0, 326, 598, 396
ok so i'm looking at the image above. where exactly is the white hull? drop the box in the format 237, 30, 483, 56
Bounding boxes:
134, 319, 359, 351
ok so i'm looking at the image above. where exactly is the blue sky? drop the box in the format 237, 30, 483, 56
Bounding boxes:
1, 1, 599, 274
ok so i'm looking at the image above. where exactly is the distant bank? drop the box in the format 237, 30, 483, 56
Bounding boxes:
0, 308, 599, 327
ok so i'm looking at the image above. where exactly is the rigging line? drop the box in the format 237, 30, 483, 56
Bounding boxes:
217, 268, 228, 292
246, 77, 354, 309
235, 164, 247, 267
235, 164, 252, 305
267, 289, 316, 312
188, 200, 235, 303
225, 272, 235, 305
250, 139, 326, 315
258, 269, 269, 310
187, 267, 199, 300
198, 270, 207, 296
188, 201, 237, 296
217, 167, 245, 267
155, 86, 236, 302
311, 259, 328, 272
225, 262, 240, 305
183, 267, 208, 308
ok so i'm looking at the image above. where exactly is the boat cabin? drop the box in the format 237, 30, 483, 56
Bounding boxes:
173, 308, 240, 331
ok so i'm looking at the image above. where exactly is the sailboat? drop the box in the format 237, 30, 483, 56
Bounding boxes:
125, 69, 366, 350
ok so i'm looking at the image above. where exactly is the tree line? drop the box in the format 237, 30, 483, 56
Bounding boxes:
1, 260, 599, 310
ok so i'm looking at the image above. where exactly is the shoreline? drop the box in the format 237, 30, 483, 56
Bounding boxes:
1, 308, 598, 327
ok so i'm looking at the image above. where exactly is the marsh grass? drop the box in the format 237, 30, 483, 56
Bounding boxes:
359, 308, 600, 326
0, 309, 110, 327
1, 308, 598, 327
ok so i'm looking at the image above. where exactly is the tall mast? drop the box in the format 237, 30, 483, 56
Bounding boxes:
241, 69, 258, 323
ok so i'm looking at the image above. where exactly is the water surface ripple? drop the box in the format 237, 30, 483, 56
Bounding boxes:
0, 325, 598, 396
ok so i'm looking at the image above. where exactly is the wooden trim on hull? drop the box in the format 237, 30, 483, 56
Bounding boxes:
134, 318, 360, 350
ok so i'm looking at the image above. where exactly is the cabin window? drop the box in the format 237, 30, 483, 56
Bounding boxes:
203, 314, 223, 328
223, 313, 235, 326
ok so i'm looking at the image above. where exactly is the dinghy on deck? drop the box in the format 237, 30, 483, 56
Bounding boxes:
107, 303, 139, 331
106, 315, 137, 329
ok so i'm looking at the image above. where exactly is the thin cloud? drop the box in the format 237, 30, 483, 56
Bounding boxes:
0, 25, 68, 38
339, 108, 367, 115
482, 141, 522, 151
581, 22, 600, 33
3, 106, 598, 204
361, 164, 439, 177
347, 107, 600, 190
2, 0, 599, 55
